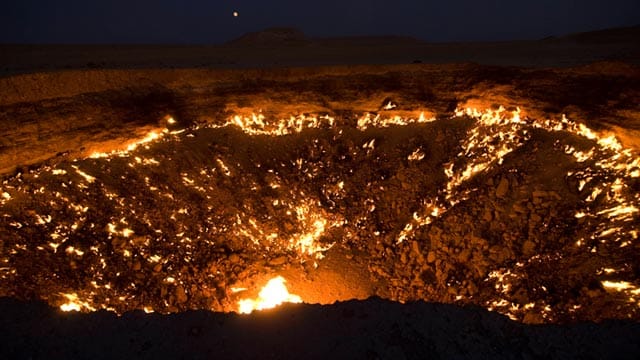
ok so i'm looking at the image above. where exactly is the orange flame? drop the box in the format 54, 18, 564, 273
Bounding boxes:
237, 276, 302, 314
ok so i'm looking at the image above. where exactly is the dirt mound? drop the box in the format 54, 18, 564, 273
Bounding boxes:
2, 297, 639, 359
227, 27, 307, 46
561, 25, 640, 44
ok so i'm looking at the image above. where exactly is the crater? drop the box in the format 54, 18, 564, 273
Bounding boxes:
1, 101, 638, 324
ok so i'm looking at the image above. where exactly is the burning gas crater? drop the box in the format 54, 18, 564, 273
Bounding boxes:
1, 105, 639, 322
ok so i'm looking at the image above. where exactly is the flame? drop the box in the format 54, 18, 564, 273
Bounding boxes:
3, 105, 640, 320
602, 280, 640, 295
397, 105, 639, 246
407, 148, 425, 161
237, 276, 302, 314
89, 128, 167, 159
233, 198, 338, 259
356, 112, 434, 131
221, 111, 434, 134
59, 293, 96, 312
226, 113, 335, 136
72, 166, 96, 183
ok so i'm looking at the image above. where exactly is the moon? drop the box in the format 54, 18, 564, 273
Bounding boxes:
233, 11, 239, 17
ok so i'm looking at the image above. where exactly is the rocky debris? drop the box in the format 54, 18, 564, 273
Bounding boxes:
495, 177, 510, 197
268, 256, 287, 266
175, 285, 188, 304
0, 108, 638, 323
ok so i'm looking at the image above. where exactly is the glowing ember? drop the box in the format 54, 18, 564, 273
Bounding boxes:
237, 276, 302, 314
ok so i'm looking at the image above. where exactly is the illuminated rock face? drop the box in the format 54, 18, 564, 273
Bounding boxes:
0, 106, 639, 323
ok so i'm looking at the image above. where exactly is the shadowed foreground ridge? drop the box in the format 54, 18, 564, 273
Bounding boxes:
1, 297, 639, 360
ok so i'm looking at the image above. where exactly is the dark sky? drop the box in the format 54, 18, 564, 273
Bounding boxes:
1, 0, 639, 44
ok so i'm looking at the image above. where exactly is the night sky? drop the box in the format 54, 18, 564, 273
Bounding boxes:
1, 0, 639, 44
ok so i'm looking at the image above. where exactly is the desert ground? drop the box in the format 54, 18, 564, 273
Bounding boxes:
1, 26, 640, 358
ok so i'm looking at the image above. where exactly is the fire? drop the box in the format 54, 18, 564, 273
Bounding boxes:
2, 105, 640, 321
222, 111, 434, 134
89, 128, 167, 159
226, 113, 335, 136
72, 166, 96, 183
59, 293, 96, 312
383, 101, 397, 110
396, 105, 640, 247
356, 112, 434, 130
237, 276, 302, 314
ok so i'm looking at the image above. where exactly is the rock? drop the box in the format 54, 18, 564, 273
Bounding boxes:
427, 251, 436, 263
530, 213, 542, 223
523, 312, 544, 324
411, 241, 421, 256
175, 285, 188, 304
458, 249, 471, 263
467, 282, 478, 295
544, 191, 561, 200
268, 256, 287, 266
229, 254, 241, 264
132, 236, 147, 246
132, 261, 141, 271
522, 240, 536, 256
489, 245, 511, 263
153, 263, 162, 272
512, 203, 527, 213
496, 178, 509, 197
111, 237, 125, 248
532, 190, 547, 198
472, 261, 489, 277
584, 287, 602, 298
482, 209, 493, 222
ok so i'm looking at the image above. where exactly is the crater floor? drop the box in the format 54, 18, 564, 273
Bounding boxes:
1, 107, 638, 324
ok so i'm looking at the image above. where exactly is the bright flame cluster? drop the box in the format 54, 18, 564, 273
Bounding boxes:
237, 276, 302, 314
226, 113, 335, 136
220, 111, 435, 135
397, 106, 639, 246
